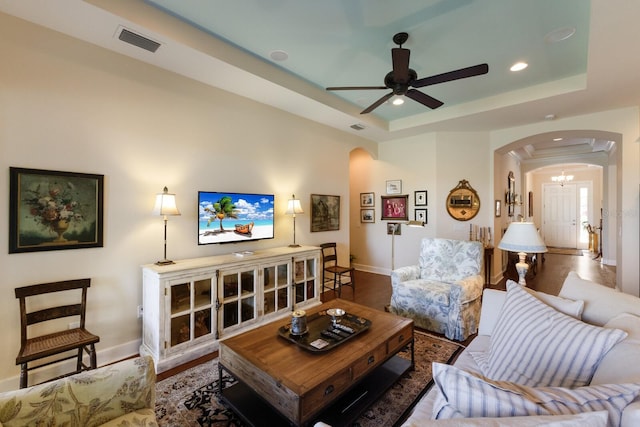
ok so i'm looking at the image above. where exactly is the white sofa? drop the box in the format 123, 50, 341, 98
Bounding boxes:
402, 272, 640, 427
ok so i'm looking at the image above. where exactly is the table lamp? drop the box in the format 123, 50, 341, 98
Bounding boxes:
152, 186, 181, 265
285, 194, 304, 247
498, 221, 547, 286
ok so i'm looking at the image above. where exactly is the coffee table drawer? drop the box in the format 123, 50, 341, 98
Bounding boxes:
301, 368, 351, 419
351, 343, 387, 380
387, 323, 413, 355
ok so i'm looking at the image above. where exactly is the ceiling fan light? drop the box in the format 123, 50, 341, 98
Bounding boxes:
392, 96, 405, 106
511, 62, 528, 72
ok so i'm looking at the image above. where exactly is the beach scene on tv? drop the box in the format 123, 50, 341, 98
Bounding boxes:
198, 192, 274, 245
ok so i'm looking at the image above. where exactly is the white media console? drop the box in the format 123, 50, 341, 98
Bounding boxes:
140, 246, 321, 372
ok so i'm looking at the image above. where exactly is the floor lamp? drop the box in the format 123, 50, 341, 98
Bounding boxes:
498, 221, 547, 286
153, 186, 181, 265
286, 194, 303, 248
391, 220, 425, 271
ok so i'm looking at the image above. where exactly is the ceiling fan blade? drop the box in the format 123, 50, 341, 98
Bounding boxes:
361, 92, 394, 114
412, 63, 489, 88
392, 48, 410, 83
326, 86, 387, 91
406, 89, 444, 109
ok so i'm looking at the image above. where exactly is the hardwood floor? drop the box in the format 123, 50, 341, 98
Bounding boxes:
159, 251, 614, 381
327, 248, 615, 310
498, 249, 616, 295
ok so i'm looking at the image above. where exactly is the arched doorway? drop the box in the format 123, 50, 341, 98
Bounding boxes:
494, 130, 618, 274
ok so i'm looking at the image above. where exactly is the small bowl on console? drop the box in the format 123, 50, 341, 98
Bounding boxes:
326, 308, 345, 326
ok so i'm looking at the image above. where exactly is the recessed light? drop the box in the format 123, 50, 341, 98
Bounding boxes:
269, 50, 288, 61
553, 137, 563, 141
545, 27, 576, 44
510, 62, 528, 72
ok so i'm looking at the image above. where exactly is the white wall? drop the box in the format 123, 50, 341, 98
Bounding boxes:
0, 13, 375, 389
350, 132, 492, 274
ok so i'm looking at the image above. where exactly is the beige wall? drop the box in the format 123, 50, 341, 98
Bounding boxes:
0, 13, 374, 389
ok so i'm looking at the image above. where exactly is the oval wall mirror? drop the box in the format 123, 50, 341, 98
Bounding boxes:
446, 179, 481, 221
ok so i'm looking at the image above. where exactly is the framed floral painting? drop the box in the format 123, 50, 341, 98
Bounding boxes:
9, 167, 104, 253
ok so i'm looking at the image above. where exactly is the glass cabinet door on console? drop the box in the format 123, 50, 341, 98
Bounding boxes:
166, 276, 214, 354
218, 267, 258, 336
293, 256, 318, 305
262, 261, 290, 317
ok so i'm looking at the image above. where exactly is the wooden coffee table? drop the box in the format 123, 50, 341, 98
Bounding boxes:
218, 299, 414, 426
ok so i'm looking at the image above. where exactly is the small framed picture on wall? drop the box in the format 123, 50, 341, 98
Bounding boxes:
414, 190, 427, 206
386, 180, 402, 194
360, 192, 374, 207
360, 209, 375, 223
415, 208, 427, 223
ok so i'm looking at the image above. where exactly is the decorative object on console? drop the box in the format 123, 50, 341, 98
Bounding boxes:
498, 221, 547, 286
446, 179, 480, 221
153, 186, 180, 265
9, 167, 104, 253
285, 194, 304, 247
390, 220, 424, 270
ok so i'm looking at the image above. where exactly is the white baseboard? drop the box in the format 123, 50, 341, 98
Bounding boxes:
351, 263, 389, 276
0, 339, 141, 393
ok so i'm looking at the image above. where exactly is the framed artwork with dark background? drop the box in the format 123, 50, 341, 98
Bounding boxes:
9, 167, 104, 253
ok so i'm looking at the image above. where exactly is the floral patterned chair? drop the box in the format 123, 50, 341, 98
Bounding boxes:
0, 356, 157, 426
390, 238, 484, 341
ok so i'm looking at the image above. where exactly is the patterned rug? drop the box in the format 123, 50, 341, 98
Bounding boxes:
155, 330, 463, 426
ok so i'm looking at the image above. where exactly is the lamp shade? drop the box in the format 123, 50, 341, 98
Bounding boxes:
152, 187, 181, 216
285, 195, 303, 215
498, 222, 547, 253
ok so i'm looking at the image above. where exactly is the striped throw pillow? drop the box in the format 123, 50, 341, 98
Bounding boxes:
478, 281, 626, 387
432, 363, 640, 427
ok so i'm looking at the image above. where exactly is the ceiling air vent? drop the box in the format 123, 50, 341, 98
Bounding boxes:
350, 123, 365, 131
117, 27, 161, 53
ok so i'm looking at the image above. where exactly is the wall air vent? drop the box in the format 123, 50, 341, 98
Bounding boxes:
350, 123, 365, 131
117, 27, 161, 53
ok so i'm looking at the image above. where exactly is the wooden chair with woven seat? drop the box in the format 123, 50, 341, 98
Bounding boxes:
15, 278, 100, 388
320, 242, 355, 298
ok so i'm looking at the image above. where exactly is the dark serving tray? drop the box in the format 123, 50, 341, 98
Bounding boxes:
278, 310, 371, 352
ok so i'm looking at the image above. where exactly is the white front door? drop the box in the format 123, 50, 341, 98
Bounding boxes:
543, 183, 577, 248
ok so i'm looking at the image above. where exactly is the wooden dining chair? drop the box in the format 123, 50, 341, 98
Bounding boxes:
15, 278, 100, 388
320, 242, 355, 298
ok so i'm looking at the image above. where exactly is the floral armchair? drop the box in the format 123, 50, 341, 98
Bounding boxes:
0, 356, 157, 427
390, 238, 484, 341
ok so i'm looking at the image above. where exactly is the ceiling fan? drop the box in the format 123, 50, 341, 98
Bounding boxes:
326, 32, 489, 114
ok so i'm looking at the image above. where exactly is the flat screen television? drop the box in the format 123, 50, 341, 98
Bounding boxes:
198, 191, 274, 245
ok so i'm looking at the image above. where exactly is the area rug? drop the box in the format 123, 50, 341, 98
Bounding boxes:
547, 247, 584, 256
155, 330, 463, 426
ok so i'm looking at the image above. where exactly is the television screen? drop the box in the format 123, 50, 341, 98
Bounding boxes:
198, 191, 274, 245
